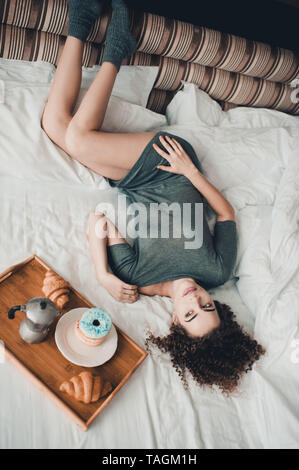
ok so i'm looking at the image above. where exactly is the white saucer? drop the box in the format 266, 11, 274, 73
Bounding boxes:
55, 307, 118, 367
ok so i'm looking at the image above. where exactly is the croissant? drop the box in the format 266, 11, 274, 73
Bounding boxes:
59, 371, 112, 404
42, 269, 70, 310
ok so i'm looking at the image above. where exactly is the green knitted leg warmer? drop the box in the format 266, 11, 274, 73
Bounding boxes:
101, 0, 137, 71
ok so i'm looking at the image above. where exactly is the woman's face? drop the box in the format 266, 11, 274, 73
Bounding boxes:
172, 279, 220, 337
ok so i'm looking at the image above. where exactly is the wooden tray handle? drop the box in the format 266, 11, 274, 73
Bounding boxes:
0, 255, 35, 282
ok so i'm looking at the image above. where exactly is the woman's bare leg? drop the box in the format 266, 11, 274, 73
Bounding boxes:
41, 36, 84, 154
65, 59, 156, 180
42, 37, 156, 180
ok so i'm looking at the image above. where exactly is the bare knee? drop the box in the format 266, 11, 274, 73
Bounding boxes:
65, 123, 126, 179
65, 121, 90, 160
65, 123, 112, 175
41, 104, 71, 153
41, 105, 54, 138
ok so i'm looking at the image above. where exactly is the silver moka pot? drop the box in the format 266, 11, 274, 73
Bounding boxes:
8, 297, 61, 344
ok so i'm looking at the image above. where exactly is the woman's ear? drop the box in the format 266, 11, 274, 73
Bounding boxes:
172, 312, 178, 325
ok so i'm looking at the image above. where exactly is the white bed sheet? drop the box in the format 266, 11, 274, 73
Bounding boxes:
1, 62, 299, 449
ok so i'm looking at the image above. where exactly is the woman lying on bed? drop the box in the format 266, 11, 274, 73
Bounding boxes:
41, 0, 265, 395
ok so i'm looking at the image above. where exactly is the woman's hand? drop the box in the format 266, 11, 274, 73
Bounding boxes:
98, 272, 139, 303
153, 135, 199, 179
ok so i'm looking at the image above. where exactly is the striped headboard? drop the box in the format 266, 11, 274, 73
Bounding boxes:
1, 0, 299, 115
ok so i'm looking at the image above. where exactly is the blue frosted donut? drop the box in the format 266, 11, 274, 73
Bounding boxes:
79, 307, 112, 339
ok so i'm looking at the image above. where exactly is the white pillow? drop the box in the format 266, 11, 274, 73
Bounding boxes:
73, 88, 166, 133
0, 59, 159, 108
81, 64, 159, 108
158, 122, 293, 211
0, 81, 166, 188
166, 80, 299, 129
166, 81, 223, 127
220, 105, 299, 129
0, 58, 55, 83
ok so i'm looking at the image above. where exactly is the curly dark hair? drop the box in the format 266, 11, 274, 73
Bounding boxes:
145, 301, 266, 396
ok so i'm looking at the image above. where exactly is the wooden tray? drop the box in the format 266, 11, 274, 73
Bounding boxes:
0, 255, 147, 430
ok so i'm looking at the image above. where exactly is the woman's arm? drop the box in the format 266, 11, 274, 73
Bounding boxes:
153, 135, 235, 222
185, 169, 235, 222
88, 212, 139, 303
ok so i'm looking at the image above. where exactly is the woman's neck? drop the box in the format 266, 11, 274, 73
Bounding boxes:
138, 280, 176, 298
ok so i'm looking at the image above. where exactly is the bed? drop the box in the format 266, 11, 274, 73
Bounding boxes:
0, 0, 299, 449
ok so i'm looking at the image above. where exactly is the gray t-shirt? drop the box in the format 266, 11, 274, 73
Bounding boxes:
106, 131, 237, 289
